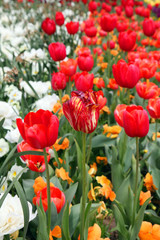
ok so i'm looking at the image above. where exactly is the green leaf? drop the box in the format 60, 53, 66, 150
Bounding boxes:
14, 180, 29, 240
22, 179, 35, 202
37, 199, 49, 240
69, 204, 80, 237
92, 135, 115, 148
50, 176, 63, 191
111, 145, 124, 192
112, 204, 129, 239
91, 66, 101, 74
145, 210, 160, 225
130, 197, 151, 240
50, 201, 58, 229
62, 202, 71, 240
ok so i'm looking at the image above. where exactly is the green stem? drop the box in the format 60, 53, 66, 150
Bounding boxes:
107, 32, 111, 78
80, 132, 87, 240
59, 89, 62, 105
86, 133, 93, 164
43, 148, 51, 237
155, 120, 158, 143
132, 137, 139, 225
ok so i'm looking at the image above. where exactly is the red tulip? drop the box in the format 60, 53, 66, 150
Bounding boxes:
114, 104, 127, 127
66, 21, 79, 35
102, 2, 112, 12
116, 21, 128, 32
33, 186, 65, 212
85, 26, 97, 38
16, 110, 59, 149
17, 141, 50, 172
74, 72, 94, 91
147, 98, 160, 119
88, 1, 97, 12
78, 53, 94, 72
48, 42, 66, 62
55, 12, 65, 26
123, 105, 149, 137
118, 30, 136, 51
134, 59, 158, 79
112, 60, 140, 88
41, 18, 56, 35
60, 58, 77, 77
136, 81, 158, 99
100, 13, 117, 32
125, 6, 134, 17
95, 90, 107, 110
51, 72, 67, 90
143, 18, 156, 37
63, 90, 100, 133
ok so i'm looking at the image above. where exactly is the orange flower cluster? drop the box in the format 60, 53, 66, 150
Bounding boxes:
96, 156, 108, 165
55, 167, 73, 184
53, 137, 69, 151
139, 191, 151, 206
144, 173, 157, 192
103, 124, 121, 138
78, 223, 110, 240
88, 176, 116, 202
50, 226, 62, 240
88, 162, 97, 177
139, 221, 160, 240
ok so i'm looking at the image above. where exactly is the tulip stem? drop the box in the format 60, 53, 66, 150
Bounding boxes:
132, 137, 139, 225
80, 132, 87, 240
107, 32, 111, 78
155, 120, 158, 143
59, 89, 62, 105
43, 148, 51, 237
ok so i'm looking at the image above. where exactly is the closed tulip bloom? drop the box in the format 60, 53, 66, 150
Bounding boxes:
66, 21, 79, 35
33, 186, 65, 212
17, 141, 50, 172
100, 13, 117, 32
16, 109, 59, 149
41, 17, 56, 35
85, 26, 97, 38
147, 98, 160, 119
78, 54, 94, 72
48, 42, 66, 62
123, 105, 149, 137
118, 30, 136, 51
63, 90, 100, 133
116, 21, 128, 32
143, 18, 156, 37
74, 72, 94, 91
55, 12, 65, 26
136, 81, 158, 99
112, 60, 140, 88
125, 6, 134, 18
60, 58, 77, 77
88, 1, 97, 12
51, 72, 67, 90
114, 104, 127, 127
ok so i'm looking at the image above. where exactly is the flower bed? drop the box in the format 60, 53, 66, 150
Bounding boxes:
0, 0, 160, 240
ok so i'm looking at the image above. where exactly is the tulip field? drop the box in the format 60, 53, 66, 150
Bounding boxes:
1, 0, 160, 239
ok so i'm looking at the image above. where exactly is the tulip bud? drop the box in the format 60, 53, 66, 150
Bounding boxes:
41, 18, 56, 35
118, 30, 136, 52
48, 42, 66, 62
112, 60, 140, 89
63, 90, 100, 133
123, 105, 149, 138
51, 72, 67, 91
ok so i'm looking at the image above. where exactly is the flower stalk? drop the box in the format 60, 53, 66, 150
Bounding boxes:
80, 132, 87, 240
43, 148, 51, 236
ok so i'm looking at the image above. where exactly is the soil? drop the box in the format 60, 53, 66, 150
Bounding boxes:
104, 216, 119, 240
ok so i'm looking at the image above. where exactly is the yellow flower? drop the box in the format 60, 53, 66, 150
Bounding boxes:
55, 167, 73, 184
88, 162, 97, 177
144, 173, 157, 192
96, 156, 108, 165
53, 137, 70, 151
103, 124, 121, 138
